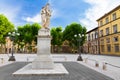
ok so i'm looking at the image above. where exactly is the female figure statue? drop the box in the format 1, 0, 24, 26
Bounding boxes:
41, 3, 51, 29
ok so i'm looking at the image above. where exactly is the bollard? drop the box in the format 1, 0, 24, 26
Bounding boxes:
85, 58, 88, 63
65, 57, 67, 61
1, 58, 3, 63
103, 62, 107, 70
27, 57, 29, 62
95, 61, 99, 67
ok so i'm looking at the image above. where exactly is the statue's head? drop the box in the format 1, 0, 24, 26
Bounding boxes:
46, 3, 50, 5
46, 3, 50, 7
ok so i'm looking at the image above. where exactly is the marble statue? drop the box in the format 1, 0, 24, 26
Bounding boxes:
41, 3, 51, 29
13, 3, 69, 75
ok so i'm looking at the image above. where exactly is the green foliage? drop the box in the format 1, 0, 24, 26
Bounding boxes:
31, 23, 41, 43
16, 23, 41, 48
51, 27, 63, 47
63, 23, 87, 48
0, 14, 14, 43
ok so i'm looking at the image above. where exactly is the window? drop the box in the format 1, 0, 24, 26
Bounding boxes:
113, 36, 118, 42
100, 21, 103, 26
100, 39, 104, 44
100, 30, 103, 37
92, 34, 94, 40
106, 38, 110, 43
113, 24, 117, 33
106, 28, 109, 35
107, 44, 111, 52
88, 34, 90, 41
113, 13, 116, 20
87, 35, 88, 41
114, 44, 119, 52
101, 45, 104, 52
105, 17, 109, 24
96, 46, 97, 52
95, 32, 98, 39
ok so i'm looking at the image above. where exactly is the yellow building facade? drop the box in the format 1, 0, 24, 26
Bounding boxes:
97, 5, 120, 56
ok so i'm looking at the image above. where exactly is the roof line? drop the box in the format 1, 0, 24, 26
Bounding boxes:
96, 5, 120, 21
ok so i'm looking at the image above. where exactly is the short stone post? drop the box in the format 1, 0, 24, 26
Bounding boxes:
103, 62, 107, 70
1, 58, 4, 64
85, 58, 88, 63
27, 57, 29, 62
65, 57, 67, 61
95, 61, 99, 67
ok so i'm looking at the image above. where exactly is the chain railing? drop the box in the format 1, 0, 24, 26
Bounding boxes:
105, 62, 120, 68
83, 58, 120, 70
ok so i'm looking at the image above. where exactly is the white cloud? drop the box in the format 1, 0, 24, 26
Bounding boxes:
80, 0, 120, 31
51, 8, 62, 19
23, 2, 61, 24
23, 14, 41, 23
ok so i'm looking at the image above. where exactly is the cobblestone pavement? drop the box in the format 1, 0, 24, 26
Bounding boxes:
0, 53, 120, 80
0, 62, 113, 80
80, 54, 120, 80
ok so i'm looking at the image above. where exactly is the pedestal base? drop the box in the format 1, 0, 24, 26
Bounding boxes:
13, 63, 69, 76
8, 56, 16, 61
32, 55, 54, 69
77, 55, 83, 61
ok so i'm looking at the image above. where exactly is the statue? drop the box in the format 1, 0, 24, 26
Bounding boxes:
41, 3, 51, 29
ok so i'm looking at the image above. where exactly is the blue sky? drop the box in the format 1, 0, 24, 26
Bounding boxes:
0, 0, 120, 31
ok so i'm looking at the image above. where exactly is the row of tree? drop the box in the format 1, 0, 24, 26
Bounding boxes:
0, 14, 14, 44
0, 14, 87, 53
15, 23, 41, 52
0, 14, 41, 53
51, 23, 87, 52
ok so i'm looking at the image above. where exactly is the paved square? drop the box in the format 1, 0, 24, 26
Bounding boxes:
0, 62, 114, 80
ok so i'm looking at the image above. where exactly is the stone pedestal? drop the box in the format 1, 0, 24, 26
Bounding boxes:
32, 28, 54, 69
32, 55, 54, 69
13, 28, 69, 75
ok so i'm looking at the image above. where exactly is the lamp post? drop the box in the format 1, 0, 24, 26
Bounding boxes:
74, 34, 83, 61
8, 32, 20, 61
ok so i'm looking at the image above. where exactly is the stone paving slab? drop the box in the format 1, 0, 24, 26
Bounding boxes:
13, 63, 69, 75
0, 62, 114, 80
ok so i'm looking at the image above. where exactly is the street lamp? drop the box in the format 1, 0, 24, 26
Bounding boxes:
8, 32, 20, 61
74, 34, 83, 61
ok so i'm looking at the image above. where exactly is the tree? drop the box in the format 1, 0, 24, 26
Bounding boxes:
0, 14, 14, 43
31, 23, 41, 43
16, 23, 41, 53
63, 23, 87, 50
51, 27, 63, 52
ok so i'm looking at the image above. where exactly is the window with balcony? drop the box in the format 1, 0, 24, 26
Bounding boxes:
107, 44, 111, 52
105, 17, 109, 24
100, 21, 103, 26
106, 28, 109, 35
100, 30, 103, 37
113, 24, 117, 33
113, 36, 118, 42
106, 38, 110, 43
112, 13, 116, 20
114, 44, 119, 52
